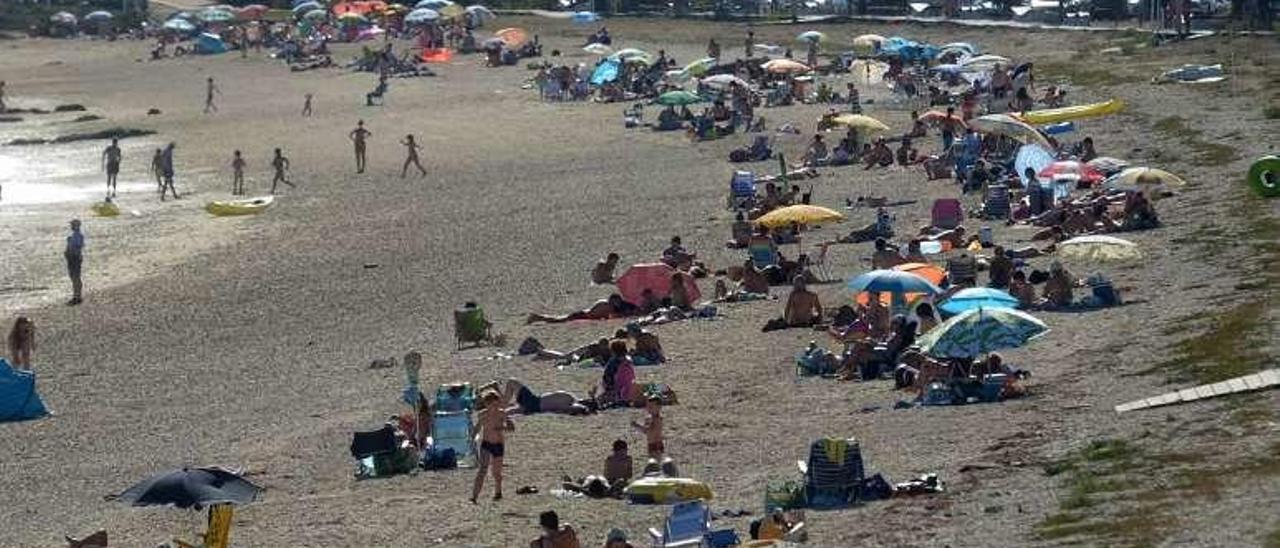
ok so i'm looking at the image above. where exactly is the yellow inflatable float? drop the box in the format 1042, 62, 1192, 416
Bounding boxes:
623, 477, 714, 504
1020, 99, 1125, 125
205, 196, 274, 216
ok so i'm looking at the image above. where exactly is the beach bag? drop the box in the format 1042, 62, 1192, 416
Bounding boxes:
421, 447, 457, 470
860, 473, 894, 501
729, 149, 749, 162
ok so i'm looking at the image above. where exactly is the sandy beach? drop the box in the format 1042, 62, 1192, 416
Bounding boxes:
0, 15, 1277, 547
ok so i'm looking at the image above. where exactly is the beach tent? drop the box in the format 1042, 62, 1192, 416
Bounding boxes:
0, 359, 49, 422
590, 58, 620, 85
195, 33, 228, 54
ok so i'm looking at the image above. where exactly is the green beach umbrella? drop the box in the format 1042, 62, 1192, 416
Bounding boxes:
655, 90, 704, 107
916, 307, 1049, 359
683, 57, 717, 77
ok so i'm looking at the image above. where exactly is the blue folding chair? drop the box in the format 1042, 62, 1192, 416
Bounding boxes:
431, 411, 475, 467
798, 437, 864, 509
648, 500, 711, 547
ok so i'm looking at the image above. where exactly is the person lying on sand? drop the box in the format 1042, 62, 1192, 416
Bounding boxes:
592, 253, 620, 284
871, 238, 903, 269
530, 337, 612, 365
839, 207, 893, 244
478, 378, 595, 416
527, 294, 637, 324
561, 439, 634, 498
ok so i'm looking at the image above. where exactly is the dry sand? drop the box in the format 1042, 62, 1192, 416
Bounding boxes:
0, 16, 1277, 547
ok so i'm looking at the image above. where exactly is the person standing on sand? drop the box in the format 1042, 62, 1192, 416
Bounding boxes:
150, 148, 164, 191
301, 93, 313, 117
349, 120, 370, 173
231, 150, 246, 195
160, 142, 179, 200
400, 134, 426, 178
270, 147, 295, 194
744, 30, 754, 59
101, 138, 122, 198
471, 390, 515, 503
65, 219, 84, 305
0, 80, 7, 113
7, 316, 36, 369
203, 77, 220, 114
631, 395, 664, 461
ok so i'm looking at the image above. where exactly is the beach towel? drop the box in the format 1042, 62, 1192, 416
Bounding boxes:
421, 48, 453, 63
591, 59, 620, 86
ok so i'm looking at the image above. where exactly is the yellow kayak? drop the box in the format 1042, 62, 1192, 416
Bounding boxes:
1020, 99, 1125, 125
90, 201, 120, 217
205, 196, 274, 216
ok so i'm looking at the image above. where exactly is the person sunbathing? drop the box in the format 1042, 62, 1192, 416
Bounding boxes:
922, 225, 967, 249
895, 139, 921, 166
479, 378, 594, 416
1040, 262, 1075, 309
625, 322, 665, 364
532, 337, 612, 365
862, 139, 893, 169
784, 276, 823, 327
661, 236, 695, 270
592, 253, 620, 284
739, 259, 771, 294
871, 238, 903, 269
527, 294, 637, 324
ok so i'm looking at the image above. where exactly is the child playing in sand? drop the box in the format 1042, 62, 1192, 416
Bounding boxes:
400, 134, 426, 178
631, 395, 664, 460
231, 150, 246, 195
472, 390, 515, 503
270, 148, 295, 194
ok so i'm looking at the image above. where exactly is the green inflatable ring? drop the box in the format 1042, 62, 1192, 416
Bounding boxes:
1248, 155, 1280, 198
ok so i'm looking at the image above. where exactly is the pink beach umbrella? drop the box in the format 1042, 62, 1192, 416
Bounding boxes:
1038, 160, 1104, 185
616, 263, 701, 306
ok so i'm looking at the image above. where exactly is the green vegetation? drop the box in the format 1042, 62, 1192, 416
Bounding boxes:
1150, 115, 1238, 167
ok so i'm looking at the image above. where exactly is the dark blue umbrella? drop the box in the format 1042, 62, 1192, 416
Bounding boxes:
117, 467, 261, 509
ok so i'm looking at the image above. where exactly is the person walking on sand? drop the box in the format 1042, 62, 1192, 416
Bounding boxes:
7, 316, 36, 369
159, 142, 179, 200
400, 134, 426, 178
270, 147, 295, 194
631, 394, 664, 461
349, 120, 371, 173
301, 93, 313, 117
102, 138, 122, 198
150, 148, 164, 191
203, 77, 220, 114
231, 150, 246, 195
65, 219, 84, 305
471, 390, 515, 503
0, 80, 7, 113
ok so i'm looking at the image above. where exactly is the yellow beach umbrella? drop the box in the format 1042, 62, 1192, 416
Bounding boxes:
755, 205, 845, 228
832, 113, 890, 132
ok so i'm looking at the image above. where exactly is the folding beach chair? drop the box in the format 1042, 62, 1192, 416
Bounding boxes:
930, 198, 964, 229
806, 243, 833, 282
747, 239, 779, 269
648, 500, 712, 547
797, 437, 864, 509
431, 411, 475, 467
728, 170, 757, 210
172, 504, 233, 548
453, 303, 493, 349
983, 184, 1010, 219
434, 382, 475, 413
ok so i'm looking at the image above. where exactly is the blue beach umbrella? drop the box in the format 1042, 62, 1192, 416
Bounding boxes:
938, 287, 1019, 317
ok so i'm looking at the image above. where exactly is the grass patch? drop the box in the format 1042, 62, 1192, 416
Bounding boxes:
1266, 526, 1280, 548
1039, 61, 1140, 87
1143, 300, 1269, 384
1264, 105, 1280, 120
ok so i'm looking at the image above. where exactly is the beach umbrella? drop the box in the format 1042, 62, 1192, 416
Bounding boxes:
655, 90, 705, 107
337, 12, 369, 24
494, 27, 529, 47
404, 8, 439, 23
761, 58, 811, 74
938, 288, 1019, 316
466, 5, 496, 22
293, 1, 324, 14
683, 57, 717, 77
50, 11, 77, 25
1014, 143, 1054, 185
236, 4, 269, 20
970, 114, 1051, 148
855, 262, 946, 307
1087, 156, 1129, 176
960, 54, 1011, 70
832, 113, 890, 132
616, 263, 701, 306
846, 269, 942, 296
753, 43, 786, 56
611, 47, 651, 60
481, 36, 504, 49
931, 63, 967, 75
852, 33, 885, 54
1058, 235, 1142, 263
700, 73, 751, 90
168, 11, 195, 20
116, 467, 262, 509
939, 42, 977, 56
85, 11, 115, 22
583, 43, 612, 55
302, 9, 329, 21
383, 3, 409, 14
1038, 160, 1104, 185
197, 8, 236, 23
1102, 167, 1186, 196
163, 18, 197, 32
917, 307, 1049, 359
919, 110, 967, 128
796, 30, 826, 43
755, 205, 845, 228
332, 2, 362, 15
415, 0, 454, 9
